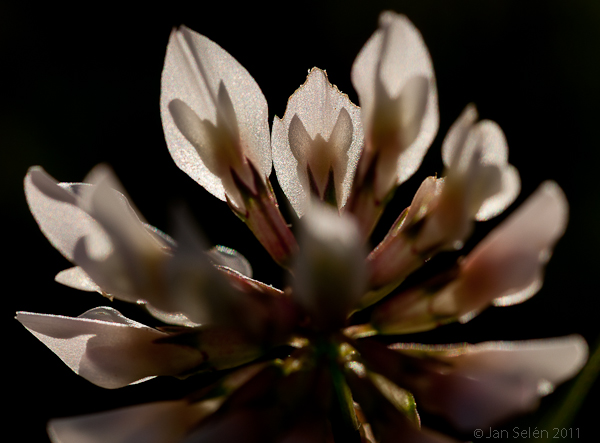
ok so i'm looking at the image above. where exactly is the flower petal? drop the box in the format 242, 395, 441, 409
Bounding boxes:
370, 181, 568, 333
55, 267, 100, 292
161, 26, 270, 204
272, 68, 363, 216
24, 167, 111, 262
460, 180, 568, 310
364, 176, 444, 304
414, 106, 520, 253
16, 307, 203, 389
388, 336, 588, 430
441, 104, 520, 221
352, 12, 438, 187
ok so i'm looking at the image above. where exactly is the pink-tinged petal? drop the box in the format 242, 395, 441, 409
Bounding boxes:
272, 68, 363, 216
48, 399, 222, 443
293, 204, 367, 330
370, 181, 568, 333
161, 26, 270, 207
459, 180, 568, 310
386, 336, 587, 430
363, 176, 444, 307
352, 12, 438, 189
27, 167, 248, 328
436, 335, 588, 387
16, 307, 203, 389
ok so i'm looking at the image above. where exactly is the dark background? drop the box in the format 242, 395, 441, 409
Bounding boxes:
4, 1, 599, 441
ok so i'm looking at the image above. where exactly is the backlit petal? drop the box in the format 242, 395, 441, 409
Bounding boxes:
272, 68, 363, 215
161, 26, 270, 203
352, 12, 438, 187
16, 308, 203, 389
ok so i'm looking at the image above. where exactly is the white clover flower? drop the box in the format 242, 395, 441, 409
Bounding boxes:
18, 11, 587, 443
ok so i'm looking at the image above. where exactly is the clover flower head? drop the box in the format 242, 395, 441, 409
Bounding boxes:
18, 11, 587, 443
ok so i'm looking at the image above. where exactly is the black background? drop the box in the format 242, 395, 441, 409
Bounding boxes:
4, 1, 600, 441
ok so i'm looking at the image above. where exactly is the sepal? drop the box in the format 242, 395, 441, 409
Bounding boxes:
227, 159, 298, 268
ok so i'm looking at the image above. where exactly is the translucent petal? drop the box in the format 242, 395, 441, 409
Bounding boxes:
55, 267, 100, 292
24, 167, 110, 262
143, 304, 200, 328
272, 68, 363, 216
441, 106, 520, 221
372, 183, 567, 333
460, 181, 568, 310
67, 171, 172, 309
16, 308, 203, 389
476, 164, 520, 220
352, 12, 438, 185
389, 335, 587, 430
444, 335, 588, 385
160, 26, 270, 201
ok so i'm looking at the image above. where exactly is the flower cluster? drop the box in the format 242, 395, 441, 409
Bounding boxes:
19, 12, 587, 443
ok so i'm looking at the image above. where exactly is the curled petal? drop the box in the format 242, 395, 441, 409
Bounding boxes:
16, 308, 203, 389
416, 105, 520, 252
441, 104, 520, 221
161, 26, 270, 207
272, 68, 363, 215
